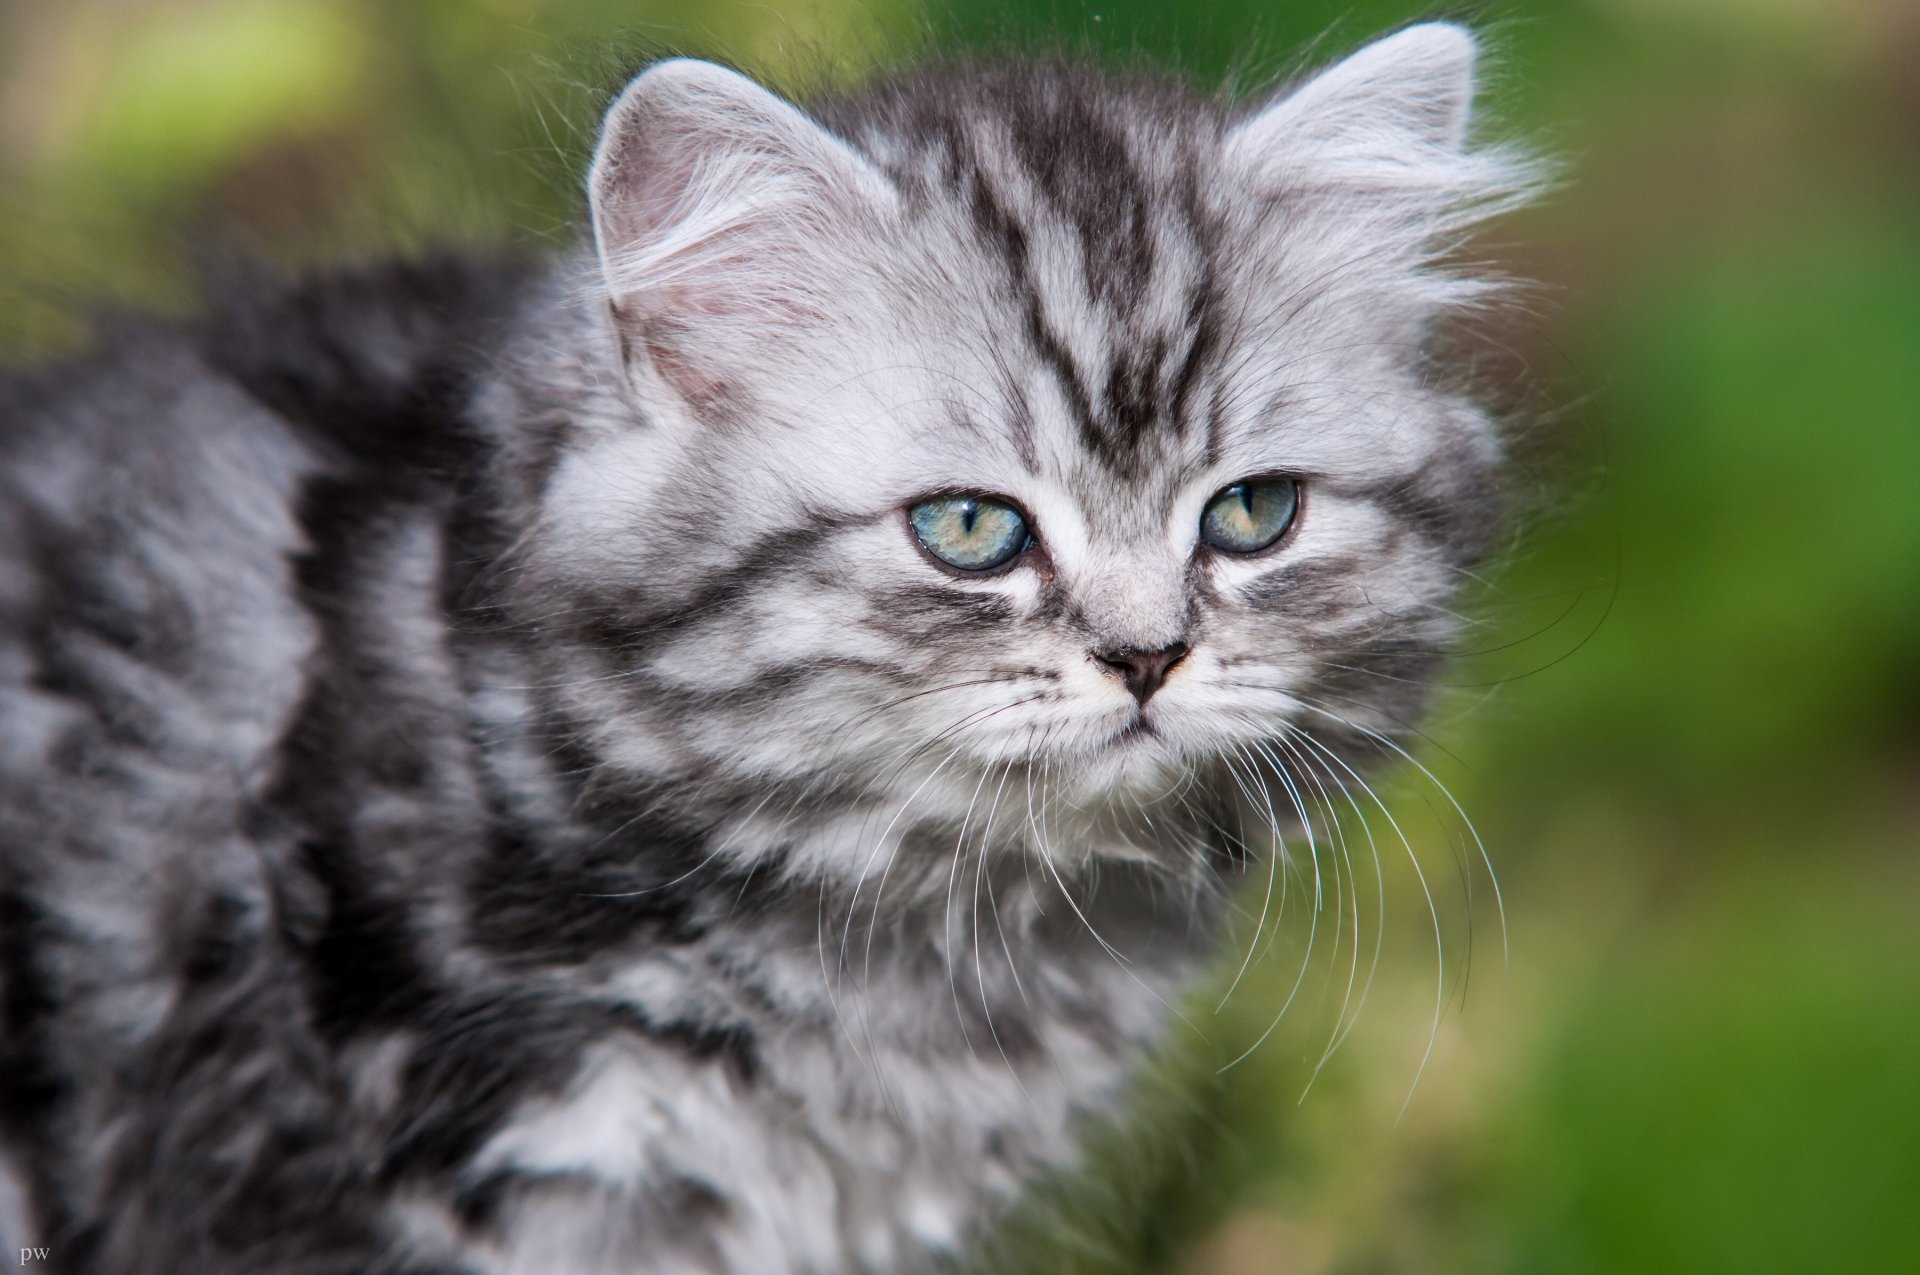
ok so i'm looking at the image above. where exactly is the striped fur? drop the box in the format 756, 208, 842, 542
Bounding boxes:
0, 25, 1536, 1274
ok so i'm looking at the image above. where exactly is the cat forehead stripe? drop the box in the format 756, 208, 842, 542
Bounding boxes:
863, 70, 1225, 473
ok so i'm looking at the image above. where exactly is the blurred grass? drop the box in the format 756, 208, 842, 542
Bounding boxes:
3, 1, 1916, 1272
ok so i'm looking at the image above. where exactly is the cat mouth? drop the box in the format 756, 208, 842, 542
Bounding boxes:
1112, 716, 1159, 745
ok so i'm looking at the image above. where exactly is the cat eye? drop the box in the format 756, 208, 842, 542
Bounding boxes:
1200, 477, 1300, 554
908, 495, 1033, 572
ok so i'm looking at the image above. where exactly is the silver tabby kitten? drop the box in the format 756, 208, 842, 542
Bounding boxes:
0, 22, 1536, 1274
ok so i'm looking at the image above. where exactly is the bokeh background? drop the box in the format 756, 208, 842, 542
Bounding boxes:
2, 1, 1916, 1271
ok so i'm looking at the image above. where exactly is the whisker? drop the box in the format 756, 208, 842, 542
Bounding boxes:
1022, 754, 1206, 1040
1216, 742, 1323, 1073
935, 758, 999, 1061
979, 761, 1030, 1010
1214, 745, 1282, 1014
971, 761, 1038, 1104
1271, 730, 1366, 1098
1287, 725, 1445, 1121
1289, 732, 1385, 1070
1304, 704, 1507, 965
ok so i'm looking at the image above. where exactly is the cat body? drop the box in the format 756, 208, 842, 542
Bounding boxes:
0, 26, 1533, 1273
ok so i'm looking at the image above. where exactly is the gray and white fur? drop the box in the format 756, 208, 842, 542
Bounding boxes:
0, 23, 1537, 1274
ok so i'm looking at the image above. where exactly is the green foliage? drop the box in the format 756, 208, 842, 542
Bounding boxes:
1496, 859, 1920, 1275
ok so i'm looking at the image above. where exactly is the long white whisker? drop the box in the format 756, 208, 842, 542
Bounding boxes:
1301, 702, 1507, 966
1289, 729, 1386, 1067
979, 760, 1029, 1009
1025, 754, 1204, 1039
1214, 745, 1281, 1013
1288, 724, 1445, 1121
1253, 735, 1328, 980
937, 758, 999, 1059
1273, 730, 1365, 1098
1217, 742, 1323, 1074
971, 761, 1037, 1104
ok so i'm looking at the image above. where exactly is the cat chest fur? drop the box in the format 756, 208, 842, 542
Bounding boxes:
394, 956, 1157, 1274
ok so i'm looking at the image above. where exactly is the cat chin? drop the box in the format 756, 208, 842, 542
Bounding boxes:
1054, 739, 1192, 805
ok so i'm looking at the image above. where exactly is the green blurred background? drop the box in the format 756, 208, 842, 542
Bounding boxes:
3, 1, 1915, 1271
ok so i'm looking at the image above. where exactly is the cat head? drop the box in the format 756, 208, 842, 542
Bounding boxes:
516, 24, 1537, 879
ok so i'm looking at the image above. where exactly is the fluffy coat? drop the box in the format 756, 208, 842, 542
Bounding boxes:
0, 25, 1534, 1273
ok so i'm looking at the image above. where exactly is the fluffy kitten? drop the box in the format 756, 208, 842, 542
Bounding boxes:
0, 23, 1535, 1274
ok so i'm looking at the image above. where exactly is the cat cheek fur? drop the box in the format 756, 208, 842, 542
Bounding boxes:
0, 22, 1539, 1273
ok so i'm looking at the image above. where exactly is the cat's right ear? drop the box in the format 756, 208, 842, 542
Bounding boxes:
1220, 23, 1536, 241
587, 60, 896, 399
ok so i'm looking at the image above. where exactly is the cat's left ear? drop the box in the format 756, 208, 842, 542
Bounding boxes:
586, 59, 897, 395
1221, 23, 1531, 229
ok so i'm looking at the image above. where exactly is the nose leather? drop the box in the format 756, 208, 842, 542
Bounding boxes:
1092, 642, 1190, 704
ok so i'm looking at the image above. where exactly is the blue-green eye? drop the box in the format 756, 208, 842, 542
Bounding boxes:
1200, 477, 1300, 553
908, 495, 1032, 571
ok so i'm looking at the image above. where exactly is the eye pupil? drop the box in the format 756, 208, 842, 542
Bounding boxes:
1200, 477, 1299, 554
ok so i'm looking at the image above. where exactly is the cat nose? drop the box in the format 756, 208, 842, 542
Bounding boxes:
1092, 642, 1190, 705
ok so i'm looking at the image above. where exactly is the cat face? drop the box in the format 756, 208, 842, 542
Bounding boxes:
523, 26, 1534, 871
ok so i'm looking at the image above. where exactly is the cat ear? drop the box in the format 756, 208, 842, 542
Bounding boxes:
1222, 23, 1528, 226
587, 59, 895, 377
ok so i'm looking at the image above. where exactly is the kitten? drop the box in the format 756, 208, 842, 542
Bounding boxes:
0, 22, 1536, 1274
